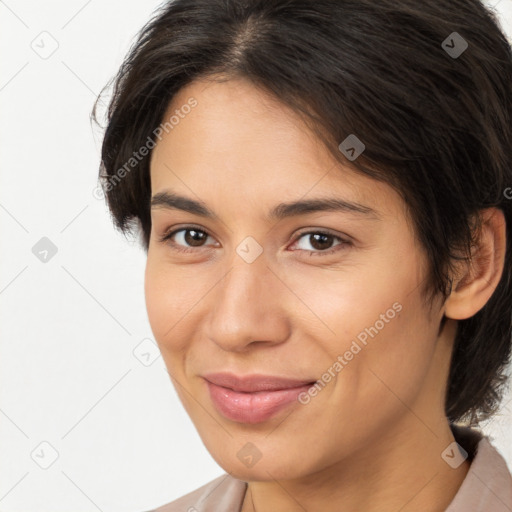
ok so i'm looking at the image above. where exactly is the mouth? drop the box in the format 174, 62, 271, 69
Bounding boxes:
203, 372, 317, 424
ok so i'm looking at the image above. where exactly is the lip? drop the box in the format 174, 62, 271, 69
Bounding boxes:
203, 372, 317, 424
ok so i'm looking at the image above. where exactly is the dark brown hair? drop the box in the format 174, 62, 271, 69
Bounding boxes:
93, 0, 512, 425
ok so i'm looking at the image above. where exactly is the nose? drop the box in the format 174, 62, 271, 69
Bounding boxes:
206, 250, 291, 353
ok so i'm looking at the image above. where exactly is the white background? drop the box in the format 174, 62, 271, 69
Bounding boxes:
1, 1, 511, 511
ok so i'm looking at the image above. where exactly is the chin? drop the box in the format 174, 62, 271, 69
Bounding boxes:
210, 447, 312, 482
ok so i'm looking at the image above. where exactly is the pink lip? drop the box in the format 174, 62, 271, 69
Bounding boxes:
203, 372, 317, 424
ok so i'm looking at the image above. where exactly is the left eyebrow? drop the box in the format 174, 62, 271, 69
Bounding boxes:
267, 197, 381, 222
150, 191, 382, 222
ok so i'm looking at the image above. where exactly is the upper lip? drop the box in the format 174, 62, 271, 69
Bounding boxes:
203, 372, 317, 392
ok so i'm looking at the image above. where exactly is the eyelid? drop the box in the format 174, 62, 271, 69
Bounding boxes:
293, 227, 349, 241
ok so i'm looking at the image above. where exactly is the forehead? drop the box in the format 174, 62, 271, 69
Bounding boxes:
149, 76, 408, 224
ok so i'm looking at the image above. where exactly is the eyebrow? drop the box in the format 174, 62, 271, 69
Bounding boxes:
150, 191, 381, 222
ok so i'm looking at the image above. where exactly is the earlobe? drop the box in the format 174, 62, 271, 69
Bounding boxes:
444, 208, 507, 321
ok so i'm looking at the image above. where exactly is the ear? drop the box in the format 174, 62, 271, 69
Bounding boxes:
444, 207, 507, 320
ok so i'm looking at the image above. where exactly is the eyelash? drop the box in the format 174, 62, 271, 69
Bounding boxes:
158, 225, 350, 257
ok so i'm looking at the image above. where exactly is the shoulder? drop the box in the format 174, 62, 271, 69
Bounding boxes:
447, 426, 512, 511
144, 473, 248, 512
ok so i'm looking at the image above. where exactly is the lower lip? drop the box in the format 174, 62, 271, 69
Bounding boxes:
205, 380, 315, 424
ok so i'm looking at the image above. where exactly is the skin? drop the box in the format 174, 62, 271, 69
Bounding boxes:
145, 76, 507, 512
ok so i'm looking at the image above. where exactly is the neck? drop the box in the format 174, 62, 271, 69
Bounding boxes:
241, 415, 471, 512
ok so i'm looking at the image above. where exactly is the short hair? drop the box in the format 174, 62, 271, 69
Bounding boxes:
93, 0, 512, 425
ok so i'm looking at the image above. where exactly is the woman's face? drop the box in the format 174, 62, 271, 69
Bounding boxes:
145, 76, 450, 480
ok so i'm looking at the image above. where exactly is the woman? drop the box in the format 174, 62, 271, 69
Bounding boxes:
93, 0, 512, 510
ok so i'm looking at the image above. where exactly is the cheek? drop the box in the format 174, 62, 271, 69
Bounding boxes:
144, 254, 204, 353
277, 256, 415, 353
291, 254, 436, 403
302, 289, 438, 461
368, 292, 438, 399
329, 286, 438, 429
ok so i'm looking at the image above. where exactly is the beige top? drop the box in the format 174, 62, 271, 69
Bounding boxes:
147, 427, 512, 512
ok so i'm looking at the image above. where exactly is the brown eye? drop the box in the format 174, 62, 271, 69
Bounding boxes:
182, 229, 208, 247
307, 233, 335, 250
159, 226, 215, 253
292, 230, 350, 257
